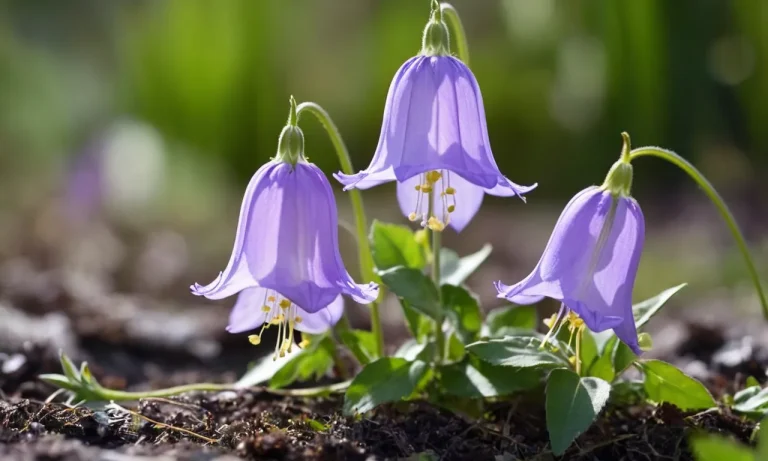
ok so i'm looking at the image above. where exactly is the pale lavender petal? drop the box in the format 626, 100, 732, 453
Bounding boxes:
445, 173, 484, 232
294, 295, 344, 334
226, 287, 270, 333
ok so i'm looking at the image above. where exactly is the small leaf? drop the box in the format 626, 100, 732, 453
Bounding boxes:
339, 329, 378, 365
306, 418, 329, 432
612, 341, 637, 376
59, 352, 80, 383
270, 337, 335, 389
483, 305, 538, 337
440, 357, 540, 398
402, 302, 434, 342
440, 244, 492, 286
395, 339, 434, 362
379, 267, 440, 320
235, 349, 304, 388
757, 420, 768, 460
641, 360, 716, 410
546, 369, 611, 456
746, 376, 760, 388
690, 433, 754, 461
579, 330, 599, 374
467, 336, 569, 369
442, 285, 482, 345
633, 283, 687, 329
39, 373, 82, 392
733, 386, 768, 417
369, 221, 426, 271
587, 336, 617, 382
343, 358, 432, 414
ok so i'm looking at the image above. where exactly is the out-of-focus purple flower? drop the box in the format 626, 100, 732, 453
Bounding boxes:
335, 55, 535, 233
64, 138, 106, 221
192, 102, 378, 355
495, 184, 645, 354
228, 287, 344, 357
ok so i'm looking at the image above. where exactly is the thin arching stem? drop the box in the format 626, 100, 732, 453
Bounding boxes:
629, 146, 768, 320
440, 3, 470, 65
296, 102, 385, 357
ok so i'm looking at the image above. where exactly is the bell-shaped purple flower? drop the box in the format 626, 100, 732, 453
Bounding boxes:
227, 287, 344, 357
191, 158, 378, 311
334, 54, 536, 232
495, 184, 645, 354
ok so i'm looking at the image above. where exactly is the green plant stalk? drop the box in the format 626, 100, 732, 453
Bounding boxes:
54, 381, 351, 402
296, 102, 385, 357
440, 3, 470, 65
629, 146, 768, 320
428, 191, 445, 364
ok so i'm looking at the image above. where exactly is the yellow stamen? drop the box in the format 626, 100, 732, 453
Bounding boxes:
408, 212, 418, 221
414, 185, 421, 191
445, 187, 455, 195
447, 205, 455, 213
267, 295, 276, 302
543, 313, 558, 329
279, 299, 291, 309
261, 305, 271, 312
427, 216, 445, 232
298, 338, 310, 349
295, 315, 303, 323
425, 170, 442, 183
248, 335, 261, 345
420, 184, 433, 193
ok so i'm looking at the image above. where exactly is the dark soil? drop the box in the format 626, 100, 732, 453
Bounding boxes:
0, 222, 765, 460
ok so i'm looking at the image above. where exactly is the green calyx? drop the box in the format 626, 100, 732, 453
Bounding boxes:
276, 96, 305, 166
601, 132, 634, 197
421, 0, 451, 56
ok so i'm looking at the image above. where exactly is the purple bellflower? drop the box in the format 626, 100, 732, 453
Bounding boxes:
192, 99, 378, 357
334, 5, 535, 233
496, 137, 644, 354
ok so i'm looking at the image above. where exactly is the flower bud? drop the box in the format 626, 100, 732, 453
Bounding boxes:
421, 1, 451, 56
601, 132, 634, 197
638, 332, 653, 352
276, 96, 305, 166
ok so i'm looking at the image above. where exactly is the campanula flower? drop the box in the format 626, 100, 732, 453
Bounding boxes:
496, 137, 644, 354
334, 4, 535, 233
227, 287, 344, 357
192, 99, 378, 354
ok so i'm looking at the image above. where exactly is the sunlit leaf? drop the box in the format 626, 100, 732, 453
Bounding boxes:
483, 305, 538, 338
467, 336, 569, 369
270, 337, 335, 389
440, 244, 492, 286
640, 360, 715, 410
369, 220, 426, 271
690, 433, 754, 461
440, 357, 540, 398
442, 285, 482, 345
379, 266, 440, 320
546, 369, 611, 456
633, 283, 687, 329
339, 329, 378, 365
343, 358, 432, 414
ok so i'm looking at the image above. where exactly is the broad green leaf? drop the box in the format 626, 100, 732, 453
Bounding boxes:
690, 434, 754, 461
236, 352, 297, 387
442, 285, 482, 345
467, 336, 569, 369
612, 341, 637, 376
447, 333, 465, 361
343, 358, 432, 414
757, 421, 768, 460
587, 336, 617, 382
633, 283, 687, 329
440, 357, 541, 398
402, 301, 434, 341
339, 329, 378, 365
734, 385, 762, 405
546, 369, 611, 456
483, 305, 538, 338
610, 380, 646, 404
579, 330, 599, 374
395, 339, 434, 362
641, 360, 716, 410
440, 244, 492, 286
39, 373, 82, 392
270, 337, 335, 389
379, 267, 440, 320
369, 221, 426, 271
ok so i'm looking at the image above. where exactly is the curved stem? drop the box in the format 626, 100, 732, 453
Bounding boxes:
629, 146, 768, 320
440, 3, 470, 65
93, 380, 351, 402
296, 102, 385, 357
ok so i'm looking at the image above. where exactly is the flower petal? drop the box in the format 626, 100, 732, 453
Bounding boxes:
294, 295, 345, 334
226, 287, 270, 333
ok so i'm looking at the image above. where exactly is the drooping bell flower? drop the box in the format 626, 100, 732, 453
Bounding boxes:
334, 2, 535, 233
227, 288, 344, 358
192, 98, 378, 355
496, 134, 644, 355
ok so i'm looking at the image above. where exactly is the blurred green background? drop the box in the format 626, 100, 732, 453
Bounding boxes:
0, 0, 766, 318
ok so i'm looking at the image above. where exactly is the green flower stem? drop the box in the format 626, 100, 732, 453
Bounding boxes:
428, 192, 445, 364
296, 102, 385, 358
85, 380, 351, 402
440, 3, 470, 65
629, 146, 768, 320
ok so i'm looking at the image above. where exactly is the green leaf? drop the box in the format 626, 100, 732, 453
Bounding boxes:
306, 418, 329, 432
641, 360, 716, 410
235, 347, 306, 388
587, 336, 617, 382
440, 244, 492, 286
395, 339, 434, 362
746, 376, 760, 388
612, 341, 637, 376
467, 336, 569, 369
270, 337, 335, 389
59, 352, 80, 383
339, 329, 378, 365
546, 369, 611, 456
402, 302, 434, 342
442, 285, 482, 345
579, 330, 599, 374
369, 221, 426, 271
633, 283, 687, 329
39, 373, 82, 392
379, 266, 440, 320
757, 420, 768, 460
690, 433, 754, 461
440, 357, 540, 398
733, 386, 768, 417
343, 358, 432, 415
483, 305, 538, 338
